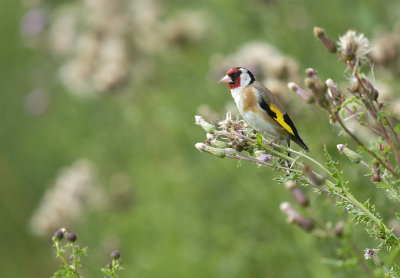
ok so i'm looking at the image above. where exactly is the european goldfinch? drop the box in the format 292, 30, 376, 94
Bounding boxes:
219, 67, 309, 152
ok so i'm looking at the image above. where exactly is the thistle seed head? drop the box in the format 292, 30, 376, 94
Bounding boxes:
338, 30, 370, 63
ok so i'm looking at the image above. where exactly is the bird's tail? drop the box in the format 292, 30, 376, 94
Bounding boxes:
290, 134, 309, 152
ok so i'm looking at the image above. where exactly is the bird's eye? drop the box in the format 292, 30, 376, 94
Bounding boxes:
229, 72, 241, 79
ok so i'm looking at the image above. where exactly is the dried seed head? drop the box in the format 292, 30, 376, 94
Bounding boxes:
337, 144, 362, 163
338, 30, 370, 63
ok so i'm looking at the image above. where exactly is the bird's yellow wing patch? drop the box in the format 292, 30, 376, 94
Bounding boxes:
269, 104, 295, 135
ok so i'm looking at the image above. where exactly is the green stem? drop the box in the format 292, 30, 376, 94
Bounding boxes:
287, 148, 333, 177
209, 122, 398, 242
324, 179, 393, 238
55, 241, 70, 269
227, 154, 303, 174
71, 243, 80, 278
387, 244, 400, 266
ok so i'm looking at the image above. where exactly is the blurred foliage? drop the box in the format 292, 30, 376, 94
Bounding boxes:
1, 0, 400, 277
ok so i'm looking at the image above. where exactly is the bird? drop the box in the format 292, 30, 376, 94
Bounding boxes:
219, 67, 309, 152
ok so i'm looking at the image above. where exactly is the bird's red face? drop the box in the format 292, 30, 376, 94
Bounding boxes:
218, 68, 242, 90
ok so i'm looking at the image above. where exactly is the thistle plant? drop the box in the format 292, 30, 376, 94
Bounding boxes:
195, 27, 400, 277
51, 228, 123, 278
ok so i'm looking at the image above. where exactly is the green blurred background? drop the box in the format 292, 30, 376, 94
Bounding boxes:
1, 0, 399, 277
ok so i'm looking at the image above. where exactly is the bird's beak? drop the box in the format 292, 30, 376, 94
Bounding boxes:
218, 75, 232, 84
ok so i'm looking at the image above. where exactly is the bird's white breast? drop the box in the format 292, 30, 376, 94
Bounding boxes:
230, 87, 283, 139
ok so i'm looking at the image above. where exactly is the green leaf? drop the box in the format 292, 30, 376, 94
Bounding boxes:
256, 133, 262, 146
375, 182, 391, 190
395, 123, 400, 134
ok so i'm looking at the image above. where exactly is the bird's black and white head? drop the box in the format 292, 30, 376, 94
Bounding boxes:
218, 67, 256, 90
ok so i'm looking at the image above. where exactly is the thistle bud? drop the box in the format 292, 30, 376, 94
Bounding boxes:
255, 151, 273, 163
303, 165, 325, 186
313, 27, 337, 53
195, 115, 215, 134
285, 180, 309, 207
313, 27, 325, 39
230, 137, 248, 152
305, 68, 317, 78
67, 232, 77, 242
111, 250, 121, 260
195, 143, 237, 158
288, 82, 314, 104
337, 144, 362, 163
304, 69, 329, 109
210, 139, 229, 149
350, 78, 361, 93
280, 202, 314, 232
333, 221, 345, 237
326, 79, 342, 101
53, 229, 64, 241
371, 162, 381, 182
364, 248, 382, 265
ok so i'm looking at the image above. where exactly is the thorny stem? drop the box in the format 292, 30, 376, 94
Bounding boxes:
71, 243, 79, 275
342, 105, 383, 137
353, 67, 400, 165
197, 116, 398, 242
54, 240, 81, 278
306, 207, 327, 229
55, 241, 70, 271
215, 129, 333, 177
387, 245, 400, 266
214, 130, 295, 163
227, 153, 303, 174
385, 118, 400, 148
334, 111, 400, 178
213, 131, 396, 238
323, 179, 393, 238
382, 126, 400, 165
369, 102, 400, 165
287, 148, 332, 177
211, 131, 395, 239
